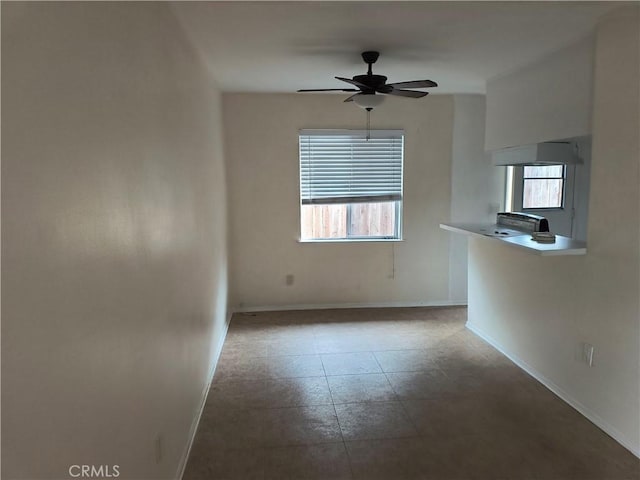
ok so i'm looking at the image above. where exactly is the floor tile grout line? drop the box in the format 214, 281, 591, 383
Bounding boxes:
208, 397, 453, 415
203, 439, 352, 454
374, 346, 433, 438
220, 344, 465, 361
213, 366, 452, 385
380, 370, 402, 400
376, 362, 424, 438
319, 350, 357, 480
372, 350, 404, 404
371, 350, 385, 372
396, 397, 425, 438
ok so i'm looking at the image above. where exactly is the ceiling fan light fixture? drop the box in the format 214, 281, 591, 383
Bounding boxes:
354, 93, 385, 110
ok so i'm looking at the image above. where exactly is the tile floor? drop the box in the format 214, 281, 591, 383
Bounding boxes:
183, 307, 639, 480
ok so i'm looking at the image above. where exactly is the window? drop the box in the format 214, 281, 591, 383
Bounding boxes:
521, 165, 565, 209
299, 130, 403, 241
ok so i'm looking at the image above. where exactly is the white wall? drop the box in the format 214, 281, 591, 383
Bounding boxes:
448, 95, 504, 303
224, 94, 454, 310
469, 7, 639, 455
571, 138, 592, 242
485, 36, 594, 151
2, 3, 228, 478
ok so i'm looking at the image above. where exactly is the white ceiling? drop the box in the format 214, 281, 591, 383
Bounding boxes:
171, 1, 621, 94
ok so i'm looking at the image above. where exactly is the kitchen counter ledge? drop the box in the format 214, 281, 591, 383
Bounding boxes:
440, 223, 587, 256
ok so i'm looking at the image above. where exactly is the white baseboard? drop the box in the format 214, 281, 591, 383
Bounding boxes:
176, 310, 233, 479
234, 300, 467, 313
466, 321, 640, 459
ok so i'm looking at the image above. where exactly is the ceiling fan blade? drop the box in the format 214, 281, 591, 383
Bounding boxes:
343, 93, 360, 102
335, 76, 368, 90
385, 89, 429, 98
298, 88, 360, 92
385, 80, 438, 89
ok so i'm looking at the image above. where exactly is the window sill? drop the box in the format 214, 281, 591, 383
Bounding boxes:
298, 238, 404, 244
521, 207, 565, 212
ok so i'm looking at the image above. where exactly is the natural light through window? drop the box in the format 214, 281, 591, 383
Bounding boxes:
299, 130, 403, 241
522, 165, 565, 209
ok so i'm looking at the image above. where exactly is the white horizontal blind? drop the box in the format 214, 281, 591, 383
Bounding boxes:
299, 130, 404, 205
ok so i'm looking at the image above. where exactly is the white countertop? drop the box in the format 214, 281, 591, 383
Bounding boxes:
440, 223, 587, 256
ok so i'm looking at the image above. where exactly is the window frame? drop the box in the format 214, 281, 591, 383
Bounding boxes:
344, 200, 403, 241
298, 129, 404, 243
516, 164, 567, 211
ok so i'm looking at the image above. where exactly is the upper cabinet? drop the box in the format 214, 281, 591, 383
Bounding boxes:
491, 142, 582, 166
485, 36, 594, 151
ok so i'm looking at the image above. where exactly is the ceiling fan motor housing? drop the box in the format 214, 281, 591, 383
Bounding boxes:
353, 74, 388, 92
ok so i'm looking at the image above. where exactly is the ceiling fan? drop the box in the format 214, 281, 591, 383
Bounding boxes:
297, 51, 437, 109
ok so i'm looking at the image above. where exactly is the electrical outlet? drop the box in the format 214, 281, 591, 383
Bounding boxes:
285, 274, 294, 286
155, 434, 163, 463
582, 343, 595, 367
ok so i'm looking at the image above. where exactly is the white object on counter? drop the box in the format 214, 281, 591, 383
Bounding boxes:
440, 223, 587, 256
531, 231, 556, 243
